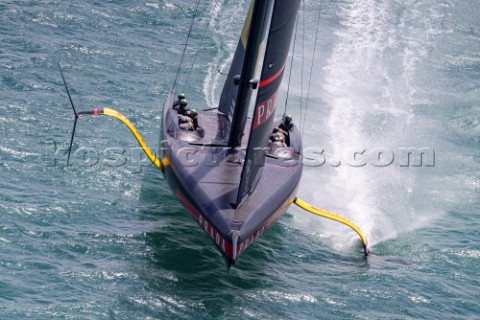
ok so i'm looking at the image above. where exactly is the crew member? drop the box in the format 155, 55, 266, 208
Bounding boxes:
269, 135, 287, 148
178, 99, 188, 115
279, 113, 293, 132
278, 114, 293, 145
173, 93, 186, 109
269, 127, 287, 143
187, 108, 199, 129
178, 113, 194, 131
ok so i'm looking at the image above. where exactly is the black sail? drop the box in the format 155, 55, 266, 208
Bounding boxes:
236, 0, 300, 205
215, 0, 266, 145
226, 0, 272, 150
217, 1, 254, 120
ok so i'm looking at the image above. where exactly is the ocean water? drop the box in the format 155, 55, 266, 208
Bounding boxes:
1, 0, 479, 319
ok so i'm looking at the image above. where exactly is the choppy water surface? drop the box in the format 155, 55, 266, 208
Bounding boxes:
1, 0, 479, 319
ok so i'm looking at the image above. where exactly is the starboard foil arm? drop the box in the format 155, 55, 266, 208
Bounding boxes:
293, 197, 368, 256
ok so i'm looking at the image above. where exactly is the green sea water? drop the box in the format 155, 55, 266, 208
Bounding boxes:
1, 0, 479, 319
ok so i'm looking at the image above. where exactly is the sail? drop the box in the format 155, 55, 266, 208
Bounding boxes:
236, 0, 300, 206
226, 0, 273, 150
217, 1, 255, 119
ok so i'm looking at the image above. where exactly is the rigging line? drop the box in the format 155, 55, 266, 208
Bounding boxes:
172, 0, 202, 92
182, 0, 220, 92
301, 4, 322, 136
284, 10, 300, 114
300, 0, 305, 126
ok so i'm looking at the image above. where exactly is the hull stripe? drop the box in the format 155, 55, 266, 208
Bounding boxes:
175, 188, 293, 261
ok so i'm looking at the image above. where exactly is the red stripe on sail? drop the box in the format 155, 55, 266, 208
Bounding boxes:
259, 63, 286, 88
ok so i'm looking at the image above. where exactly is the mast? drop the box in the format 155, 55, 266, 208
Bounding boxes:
217, 0, 300, 206
236, 0, 301, 205
226, 0, 272, 152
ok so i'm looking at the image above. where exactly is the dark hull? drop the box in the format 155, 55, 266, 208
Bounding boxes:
160, 93, 303, 267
